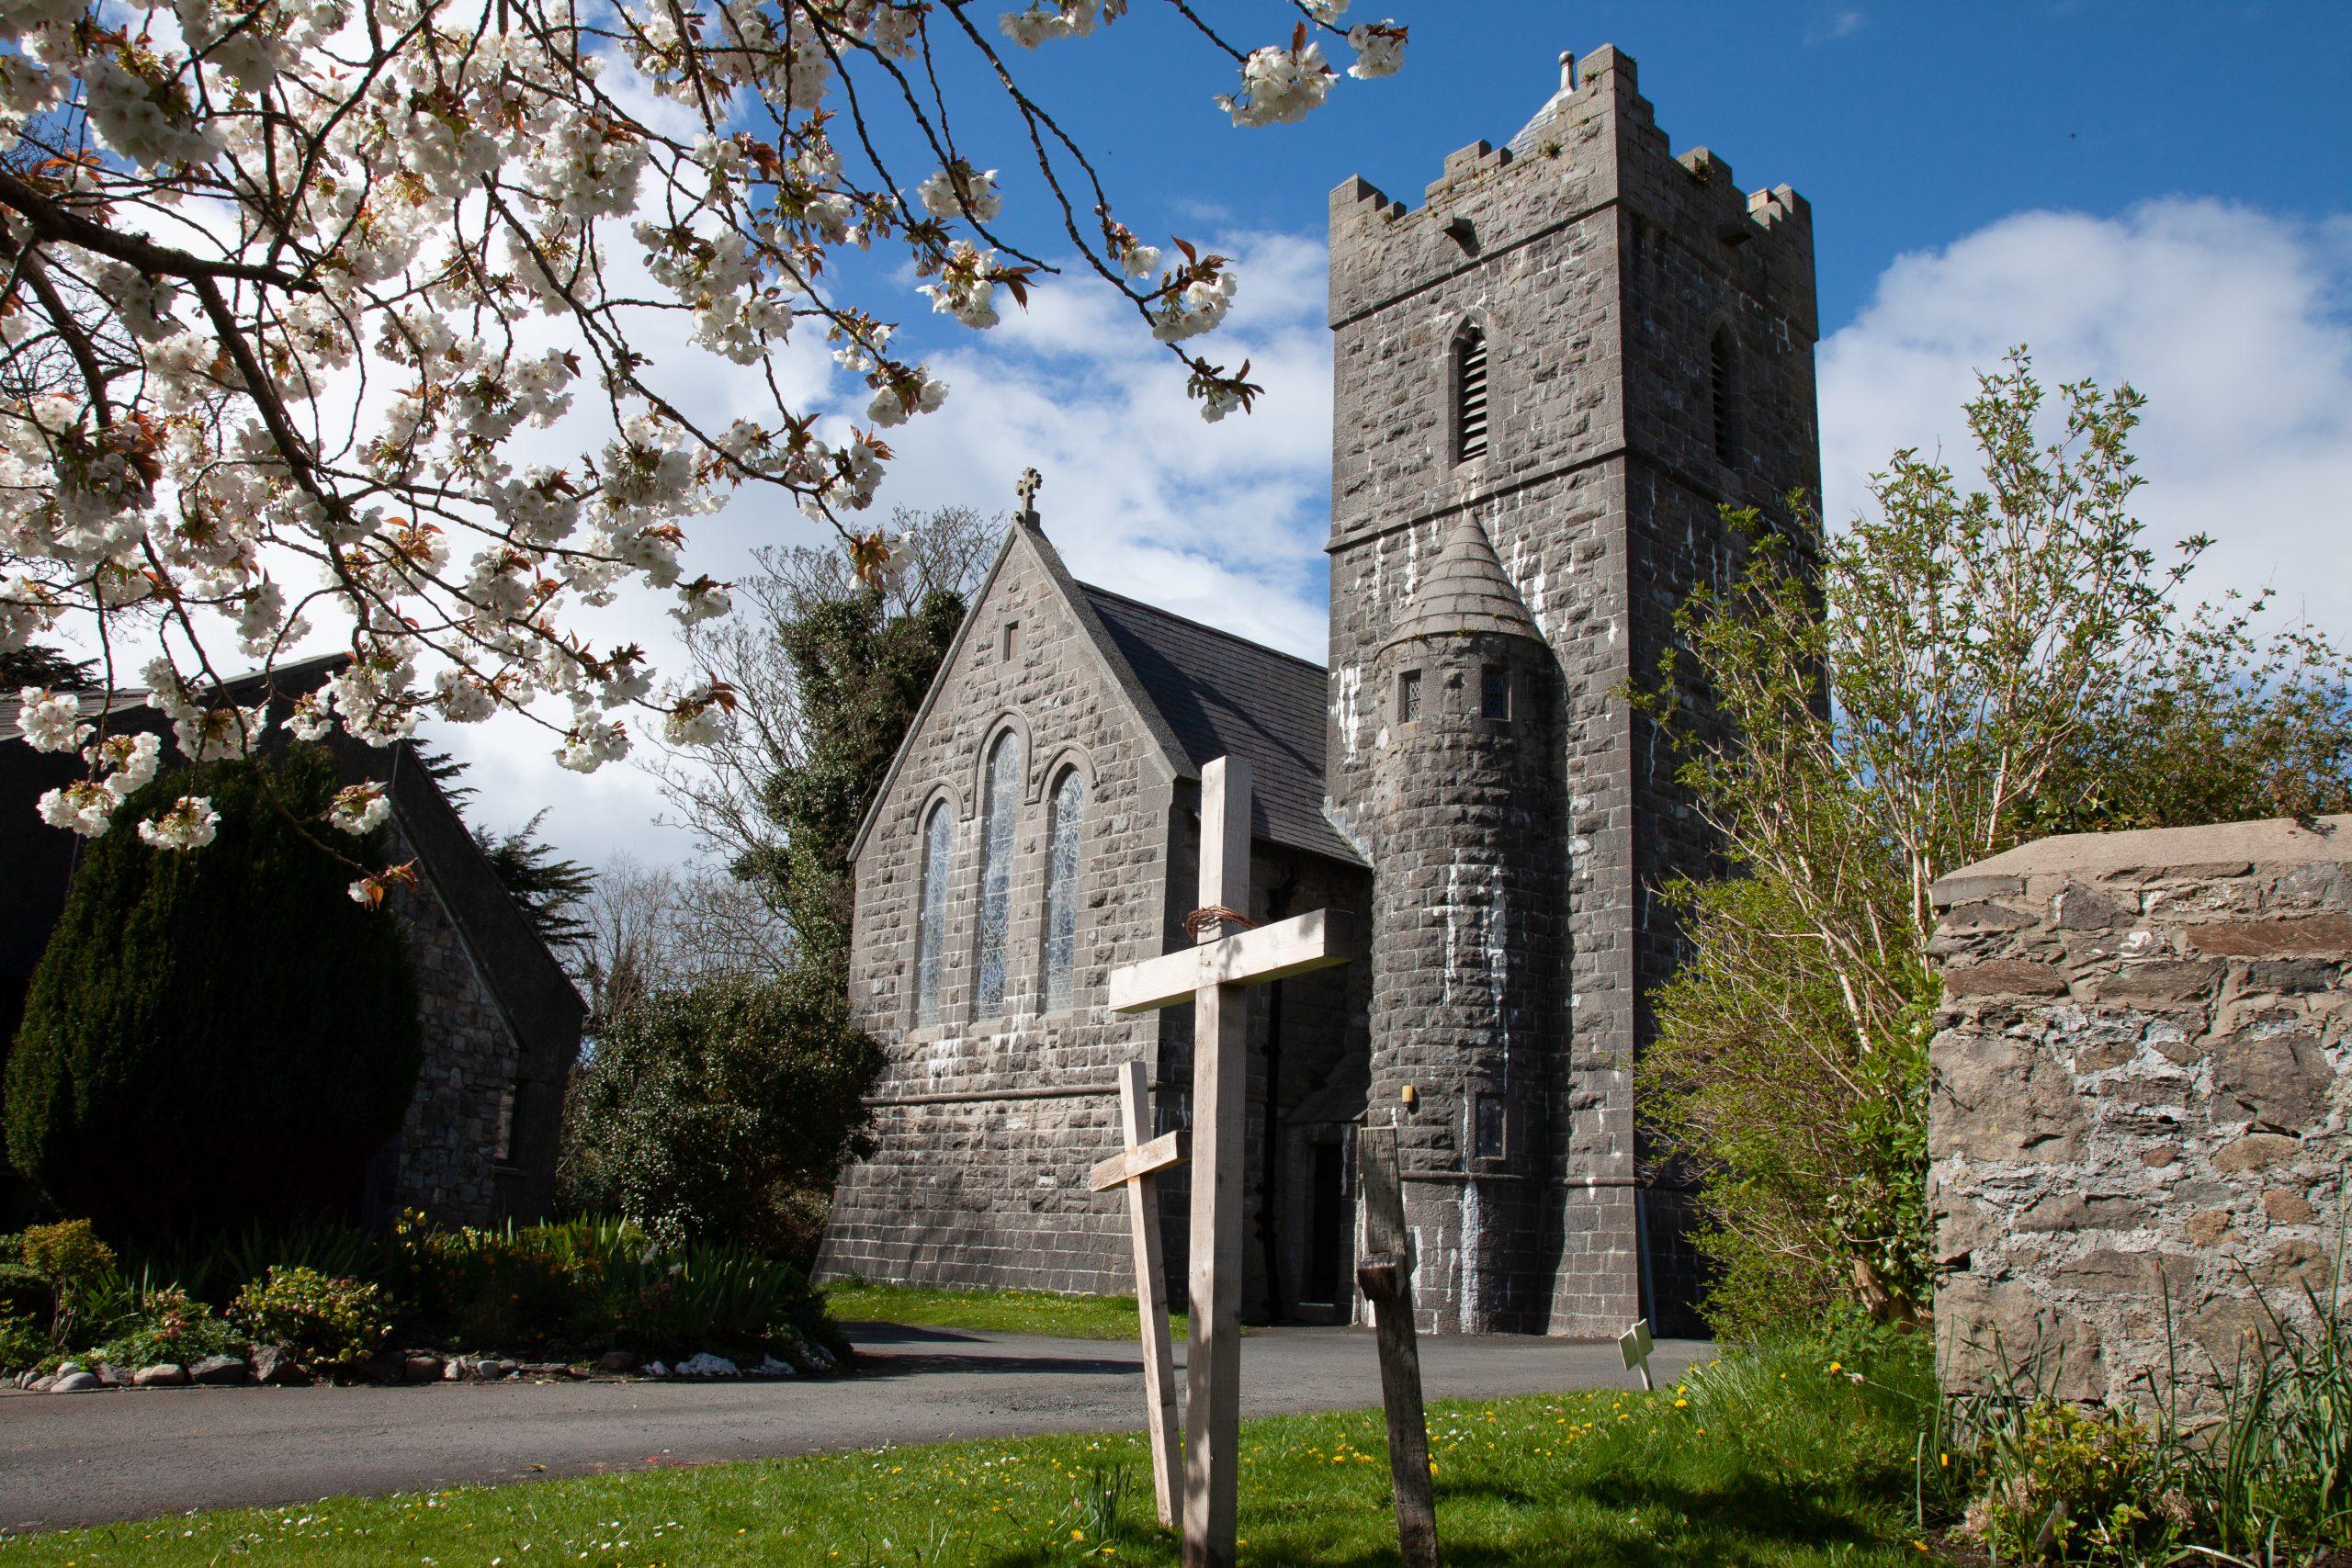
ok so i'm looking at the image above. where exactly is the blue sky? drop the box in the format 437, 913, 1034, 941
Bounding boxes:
435, 2, 2352, 870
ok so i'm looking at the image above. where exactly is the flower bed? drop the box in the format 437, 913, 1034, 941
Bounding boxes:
1, 1214, 842, 1393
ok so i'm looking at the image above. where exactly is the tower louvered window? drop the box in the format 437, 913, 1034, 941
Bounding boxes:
1455, 326, 1489, 462
1710, 328, 1740, 466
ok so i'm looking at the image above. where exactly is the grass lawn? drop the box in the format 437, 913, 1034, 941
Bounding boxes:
1, 1343, 1951, 1565
824, 1279, 1192, 1342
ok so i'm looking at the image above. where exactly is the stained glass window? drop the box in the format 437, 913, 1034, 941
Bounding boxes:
1042, 768, 1085, 1011
974, 731, 1023, 1018
914, 801, 951, 1025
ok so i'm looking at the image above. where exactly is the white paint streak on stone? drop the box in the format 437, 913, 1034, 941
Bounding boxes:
1335, 663, 1363, 761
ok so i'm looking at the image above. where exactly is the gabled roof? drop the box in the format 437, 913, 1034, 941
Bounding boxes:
1079, 585, 1360, 867
846, 519, 1363, 870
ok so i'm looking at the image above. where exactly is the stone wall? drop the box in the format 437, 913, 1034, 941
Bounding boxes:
823, 524, 1181, 1295
374, 819, 530, 1227
1324, 43, 1816, 1337
1929, 816, 2352, 1408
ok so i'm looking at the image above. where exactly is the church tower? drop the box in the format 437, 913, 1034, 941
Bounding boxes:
1324, 45, 1820, 1337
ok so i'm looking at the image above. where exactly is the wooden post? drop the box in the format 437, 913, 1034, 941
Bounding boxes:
1183, 756, 1251, 1568
1094, 1059, 1183, 1528
1356, 1122, 1439, 1568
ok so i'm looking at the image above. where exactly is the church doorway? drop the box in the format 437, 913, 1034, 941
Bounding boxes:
1302, 1140, 1348, 1308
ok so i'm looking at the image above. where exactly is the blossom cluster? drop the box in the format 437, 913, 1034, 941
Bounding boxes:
0, 0, 1406, 870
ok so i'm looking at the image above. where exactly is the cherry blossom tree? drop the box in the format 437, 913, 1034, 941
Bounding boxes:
0, 0, 1405, 895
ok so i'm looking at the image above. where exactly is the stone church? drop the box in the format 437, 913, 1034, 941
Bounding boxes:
819, 45, 1819, 1337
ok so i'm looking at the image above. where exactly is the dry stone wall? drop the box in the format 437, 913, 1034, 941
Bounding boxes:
1929, 816, 2352, 1409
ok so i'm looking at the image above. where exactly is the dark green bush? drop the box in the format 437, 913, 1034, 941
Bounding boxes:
401, 1220, 590, 1350
231, 1265, 391, 1366
6, 748, 423, 1240
94, 1285, 243, 1368
560, 970, 881, 1258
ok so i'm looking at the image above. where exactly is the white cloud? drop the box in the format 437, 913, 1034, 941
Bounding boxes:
1820, 197, 2352, 638
401, 201, 2352, 878
437, 229, 1339, 870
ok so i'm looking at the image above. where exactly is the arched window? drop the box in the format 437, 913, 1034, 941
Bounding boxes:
1710, 328, 1740, 466
973, 730, 1023, 1018
913, 801, 952, 1025
1454, 324, 1489, 462
1041, 768, 1086, 1011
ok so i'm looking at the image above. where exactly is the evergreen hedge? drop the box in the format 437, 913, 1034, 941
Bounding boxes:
4, 746, 423, 1238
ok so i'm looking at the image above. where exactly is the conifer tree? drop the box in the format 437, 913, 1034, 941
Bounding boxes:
5, 747, 423, 1239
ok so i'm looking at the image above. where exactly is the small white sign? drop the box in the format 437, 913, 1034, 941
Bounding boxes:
1618, 1318, 1655, 1390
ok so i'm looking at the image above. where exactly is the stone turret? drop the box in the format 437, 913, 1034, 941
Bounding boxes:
1366, 515, 1563, 1334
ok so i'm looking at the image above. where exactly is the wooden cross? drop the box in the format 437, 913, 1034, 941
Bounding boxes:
1102, 756, 1351, 1568
1087, 1059, 1186, 1528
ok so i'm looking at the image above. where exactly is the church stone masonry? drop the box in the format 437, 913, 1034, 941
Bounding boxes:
1325, 43, 1819, 1337
821, 44, 1821, 1339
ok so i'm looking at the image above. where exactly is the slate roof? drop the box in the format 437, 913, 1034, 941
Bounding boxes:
1078, 583, 1362, 868
1383, 514, 1542, 649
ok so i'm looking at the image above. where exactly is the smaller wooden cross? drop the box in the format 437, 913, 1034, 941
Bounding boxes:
1356, 1122, 1438, 1568
1088, 1058, 1187, 1528
1102, 756, 1352, 1568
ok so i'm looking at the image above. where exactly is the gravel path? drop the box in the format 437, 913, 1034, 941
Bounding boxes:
0, 1321, 1708, 1533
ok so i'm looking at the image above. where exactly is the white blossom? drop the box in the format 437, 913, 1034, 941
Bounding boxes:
39, 781, 117, 837
327, 782, 392, 835
557, 719, 630, 773
916, 164, 1002, 222
15, 687, 89, 752
1347, 21, 1406, 79
85, 730, 162, 802
1150, 269, 1238, 343
1216, 39, 1336, 128
138, 795, 220, 852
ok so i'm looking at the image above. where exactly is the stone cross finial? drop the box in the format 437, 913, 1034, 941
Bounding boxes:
1015, 467, 1042, 523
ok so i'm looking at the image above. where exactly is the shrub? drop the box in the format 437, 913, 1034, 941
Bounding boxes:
231, 1266, 390, 1368
0, 1309, 42, 1373
20, 1217, 115, 1298
560, 969, 881, 1257
18, 1217, 119, 1342
1957, 1400, 2174, 1559
401, 1221, 591, 1350
6, 747, 423, 1241
95, 1286, 243, 1369
594, 1237, 831, 1359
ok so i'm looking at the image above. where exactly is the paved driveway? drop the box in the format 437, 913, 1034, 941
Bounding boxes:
0, 1322, 1707, 1533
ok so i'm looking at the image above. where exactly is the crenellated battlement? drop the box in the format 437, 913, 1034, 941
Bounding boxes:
1329, 44, 1812, 334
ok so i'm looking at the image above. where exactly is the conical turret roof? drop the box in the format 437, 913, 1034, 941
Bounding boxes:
1383, 514, 1541, 650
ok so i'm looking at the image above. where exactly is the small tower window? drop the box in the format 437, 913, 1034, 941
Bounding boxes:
1396, 668, 1423, 723
1710, 328, 1740, 467
1002, 620, 1021, 661
1474, 1094, 1506, 1160
1454, 325, 1489, 463
1480, 664, 1511, 721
